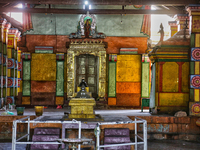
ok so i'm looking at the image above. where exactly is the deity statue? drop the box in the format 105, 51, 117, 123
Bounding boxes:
75, 79, 90, 98
84, 19, 91, 38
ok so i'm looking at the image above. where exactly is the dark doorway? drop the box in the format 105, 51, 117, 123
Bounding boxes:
75, 54, 98, 98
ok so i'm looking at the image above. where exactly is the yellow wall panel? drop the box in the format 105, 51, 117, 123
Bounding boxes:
195, 34, 200, 47
182, 62, 189, 92
7, 88, 10, 96
117, 55, 141, 82
7, 69, 11, 77
162, 62, 179, 92
31, 54, 56, 81
195, 62, 200, 75
194, 89, 200, 102
159, 93, 189, 106
7, 49, 12, 58
18, 71, 20, 78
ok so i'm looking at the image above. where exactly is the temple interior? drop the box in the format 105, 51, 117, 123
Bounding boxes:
1, 0, 200, 150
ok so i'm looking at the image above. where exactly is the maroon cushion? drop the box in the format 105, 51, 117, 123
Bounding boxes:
34, 128, 60, 135
32, 135, 59, 142
104, 128, 130, 136
30, 144, 59, 150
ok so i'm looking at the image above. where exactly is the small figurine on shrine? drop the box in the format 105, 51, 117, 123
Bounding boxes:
75, 79, 90, 98
158, 23, 164, 42
84, 19, 91, 38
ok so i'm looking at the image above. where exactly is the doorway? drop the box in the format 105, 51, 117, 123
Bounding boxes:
75, 54, 98, 98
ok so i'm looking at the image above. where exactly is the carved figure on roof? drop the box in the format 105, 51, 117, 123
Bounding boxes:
158, 23, 164, 42
69, 21, 82, 39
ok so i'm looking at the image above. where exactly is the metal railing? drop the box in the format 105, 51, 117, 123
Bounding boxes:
95, 117, 147, 150
12, 116, 82, 150
12, 116, 147, 150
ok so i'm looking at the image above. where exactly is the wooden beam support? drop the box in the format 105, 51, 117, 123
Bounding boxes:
0, 8, 186, 14
0, 0, 199, 6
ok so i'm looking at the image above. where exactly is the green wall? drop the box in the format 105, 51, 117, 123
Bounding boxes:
25, 5, 146, 37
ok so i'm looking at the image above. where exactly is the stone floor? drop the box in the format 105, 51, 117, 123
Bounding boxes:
1, 140, 200, 150
1, 108, 200, 150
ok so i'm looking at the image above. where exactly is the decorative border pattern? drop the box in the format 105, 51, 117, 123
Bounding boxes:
190, 75, 200, 88
191, 47, 200, 61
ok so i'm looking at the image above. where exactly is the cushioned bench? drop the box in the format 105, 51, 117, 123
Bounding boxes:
30, 128, 60, 150
104, 128, 131, 150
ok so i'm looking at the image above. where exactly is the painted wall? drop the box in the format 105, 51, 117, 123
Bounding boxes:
25, 13, 146, 37
155, 62, 190, 113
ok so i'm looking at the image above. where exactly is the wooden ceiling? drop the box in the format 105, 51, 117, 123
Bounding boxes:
0, 0, 199, 14
0, 0, 199, 32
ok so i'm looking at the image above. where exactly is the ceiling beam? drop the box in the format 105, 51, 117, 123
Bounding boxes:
0, 8, 186, 14
0, 0, 198, 6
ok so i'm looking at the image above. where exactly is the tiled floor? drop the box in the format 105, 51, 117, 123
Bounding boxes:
2, 140, 200, 150
1, 109, 200, 150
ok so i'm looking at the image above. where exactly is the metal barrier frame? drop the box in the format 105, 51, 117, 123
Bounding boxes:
12, 116, 82, 150
96, 117, 147, 150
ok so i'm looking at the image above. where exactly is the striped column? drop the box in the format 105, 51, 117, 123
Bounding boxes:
7, 28, 18, 105
187, 5, 200, 116
0, 19, 6, 108
15, 32, 21, 97
2, 22, 11, 107
56, 53, 64, 106
108, 54, 117, 105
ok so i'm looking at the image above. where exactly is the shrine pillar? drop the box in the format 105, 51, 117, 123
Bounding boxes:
168, 21, 178, 37
174, 14, 190, 31
7, 28, 19, 105
0, 19, 6, 108
187, 5, 200, 116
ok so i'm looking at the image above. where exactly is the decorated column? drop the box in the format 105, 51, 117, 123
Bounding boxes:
108, 54, 117, 105
22, 53, 31, 105
174, 14, 190, 31
15, 32, 21, 97
3, 22, 11, 107
56, 53, 64, 106
187, 5, 200, 116
0, 18, 6, 108
7, 28, 18, 105
168, 21, 178, 37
